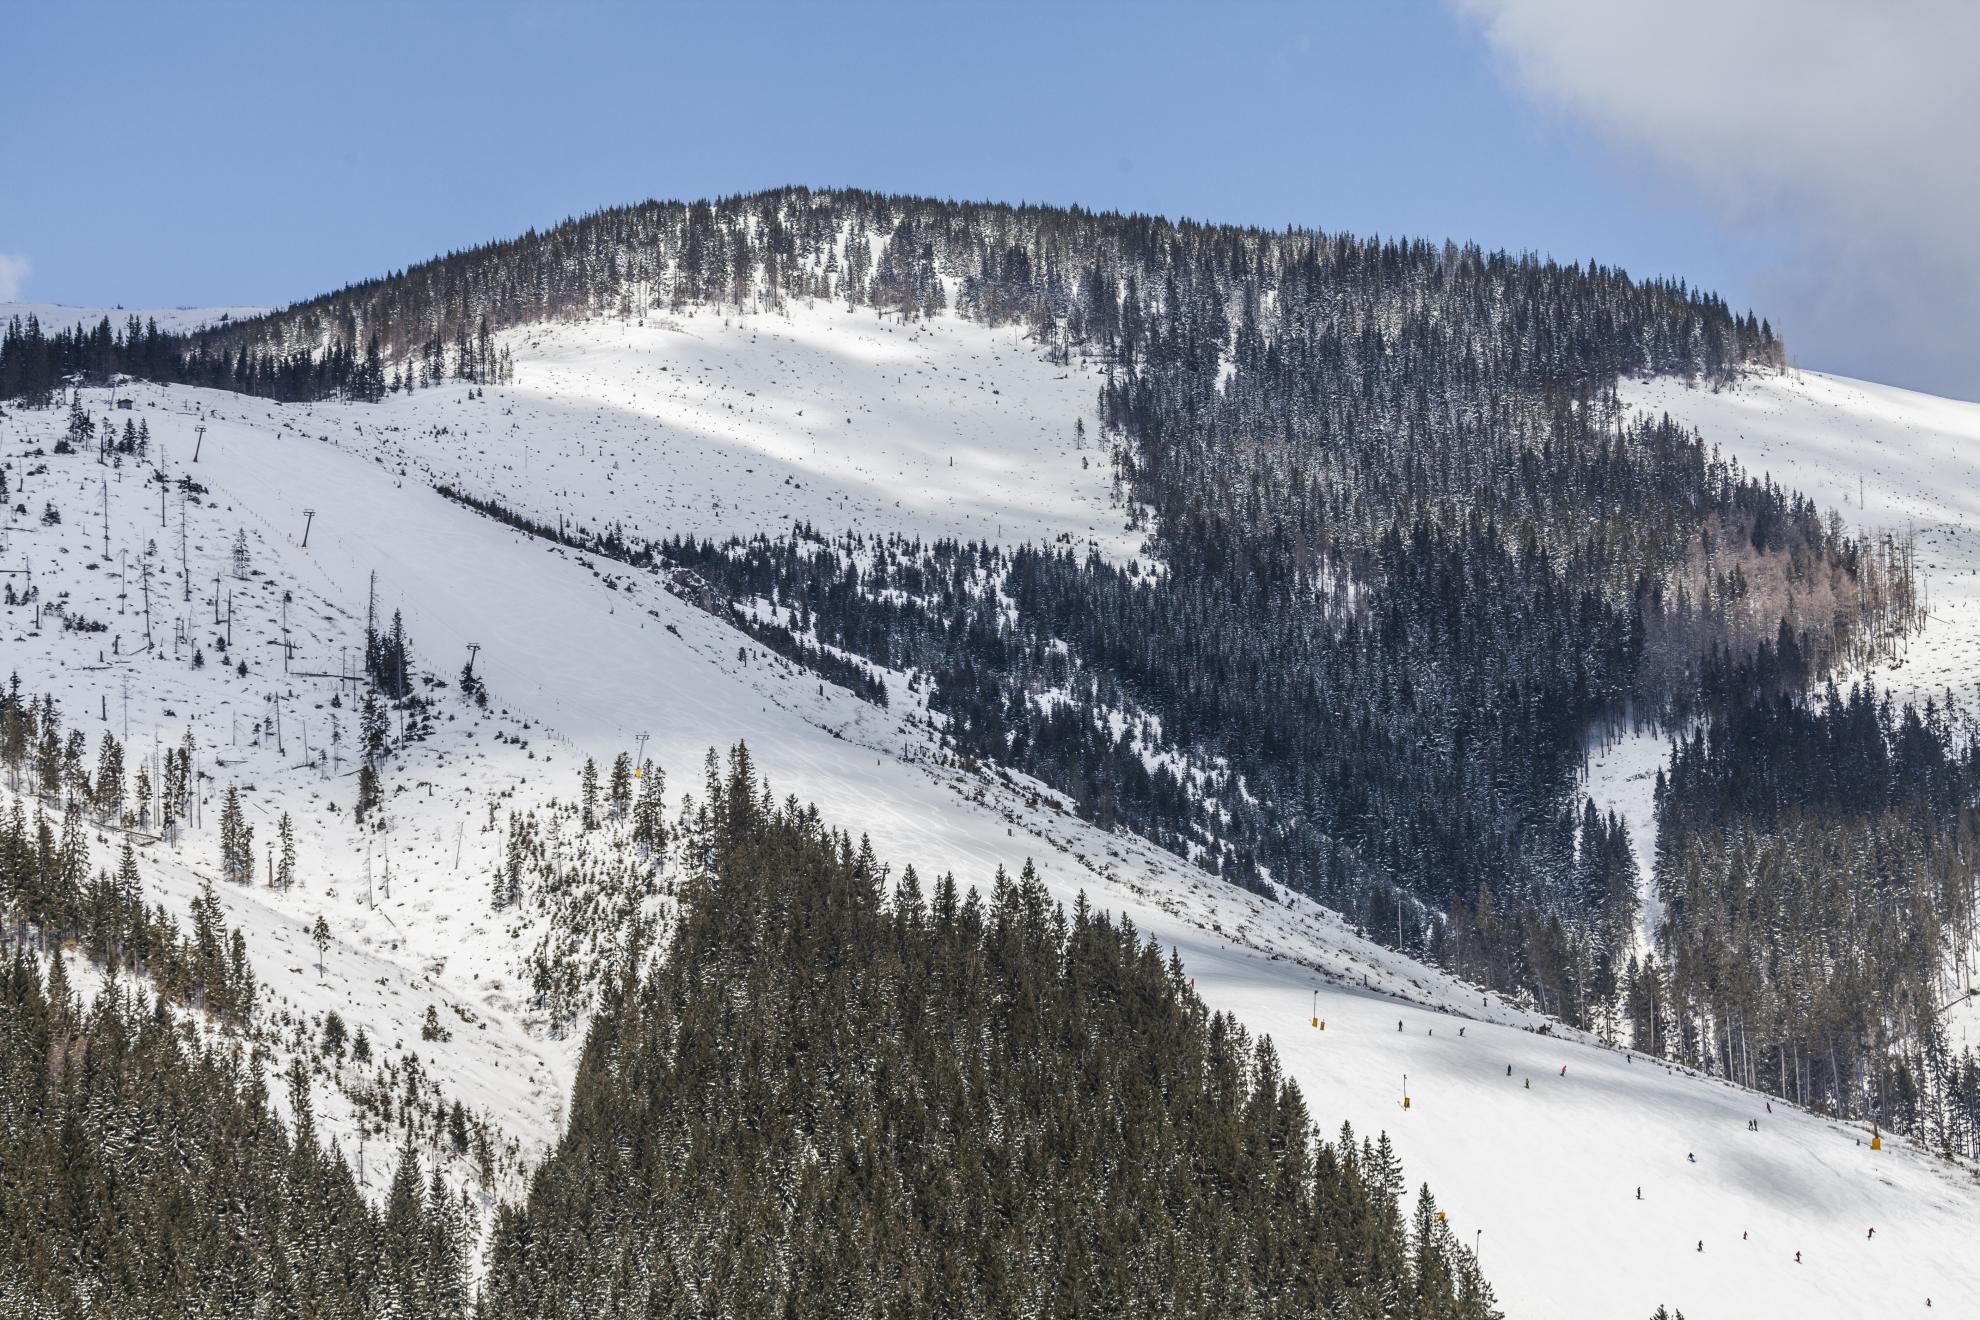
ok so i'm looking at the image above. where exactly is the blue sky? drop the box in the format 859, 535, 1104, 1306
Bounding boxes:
2, 1, 1969, 397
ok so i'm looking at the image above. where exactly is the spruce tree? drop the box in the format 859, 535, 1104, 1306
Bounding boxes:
276, 811, 296, 890
631, 761, 666, 854
218, 785, 253, 883
607, 751, 632, 820
93, 732, 124, 822
361, 689, 389, 763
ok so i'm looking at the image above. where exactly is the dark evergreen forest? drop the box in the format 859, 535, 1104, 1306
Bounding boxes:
0, 953, 471, 1319
1639, 684, 1980, 1153
480, 746, 1498, 1320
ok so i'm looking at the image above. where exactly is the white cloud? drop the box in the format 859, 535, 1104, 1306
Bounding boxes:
0, 253, 28, 302
1454, 0, 1980, 399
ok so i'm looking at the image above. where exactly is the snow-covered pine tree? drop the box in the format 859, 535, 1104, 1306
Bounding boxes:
218, 786, 253, 883
276, 811, 296, 890
355, 763, 381, 823
607, 752, 631, 820
92, 732, 124, 823
361, 689, 388, 763
630, 760, 666, 856
131, 761, 152, 830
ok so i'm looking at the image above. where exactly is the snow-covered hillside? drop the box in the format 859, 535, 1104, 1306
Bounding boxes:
7, 323, 1978, 1318
345, 303, 1137, 561
1623, 367, 1980, 703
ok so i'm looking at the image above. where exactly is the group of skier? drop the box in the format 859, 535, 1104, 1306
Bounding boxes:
1668, 1154, 1885, 1274
1388, 1012, 1928, 1305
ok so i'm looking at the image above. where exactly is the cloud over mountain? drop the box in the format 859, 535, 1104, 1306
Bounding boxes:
1457, 0, 1980, 399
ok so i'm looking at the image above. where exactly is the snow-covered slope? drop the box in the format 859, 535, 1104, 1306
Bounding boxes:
7, 327, 1979, 1318
352, 303, 1136, 561
1579, 724, 1669, 949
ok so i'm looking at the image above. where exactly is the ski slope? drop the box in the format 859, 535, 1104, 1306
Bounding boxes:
7, 327, 1980, 1317
339, 302, 1137, 562
1579, 724, 1669, 951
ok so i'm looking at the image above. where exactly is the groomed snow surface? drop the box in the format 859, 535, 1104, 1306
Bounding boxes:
6, 316, 1978, 1318
360, 302, 1139, 562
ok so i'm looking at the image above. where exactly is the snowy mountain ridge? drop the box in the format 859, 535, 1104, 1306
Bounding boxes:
2, 301, 271, 336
